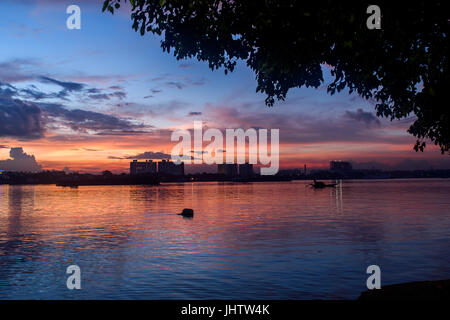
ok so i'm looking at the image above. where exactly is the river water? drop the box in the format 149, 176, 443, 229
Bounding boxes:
0, 179, 449, 299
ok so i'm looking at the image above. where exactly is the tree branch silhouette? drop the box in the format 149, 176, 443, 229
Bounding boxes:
103, 0, 449, 154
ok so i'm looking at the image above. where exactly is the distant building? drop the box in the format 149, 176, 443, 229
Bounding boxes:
158, 160, 184, 176
330, 160, 353, 173
238, 163, 254, 179
217, 163, 238, 177
130, 160, 157, 175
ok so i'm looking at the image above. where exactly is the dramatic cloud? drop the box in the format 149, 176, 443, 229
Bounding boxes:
39, 76, 85, 92
0, 147, 42, 172
88, 91, 127, 100
109, 150, 197, 161
0, 82, 17, 98
2, 79, 111, 101
20, 85, 62, 100
109, 151, 172, 160
201, 105, 396, 145
40, 103, 145, 133
0, 97, 45, 139
0, 61, 128, 103
7, 76, 129, 102
344, 108, 380, 125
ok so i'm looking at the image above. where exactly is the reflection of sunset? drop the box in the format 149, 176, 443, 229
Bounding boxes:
1, 180, 449, 299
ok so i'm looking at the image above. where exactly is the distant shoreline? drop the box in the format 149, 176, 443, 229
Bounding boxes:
0, 176, 449, 187
1, 168, 450, 186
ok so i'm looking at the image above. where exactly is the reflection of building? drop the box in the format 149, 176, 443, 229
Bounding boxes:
238, 163, 254, 179
130, 160, 156, 175
330, 161, 353, 173
217, 164, 238, 177
158, 160, 184, 176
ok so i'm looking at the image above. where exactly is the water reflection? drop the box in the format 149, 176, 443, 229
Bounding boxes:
333, 180, 344, 213
0, 180, 449, 299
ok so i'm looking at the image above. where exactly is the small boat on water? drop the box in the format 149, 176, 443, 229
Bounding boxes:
310, 180, 337, 189
179, 208, 194, 218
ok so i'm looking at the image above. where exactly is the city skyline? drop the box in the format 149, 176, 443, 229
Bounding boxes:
2, 145, 449, 175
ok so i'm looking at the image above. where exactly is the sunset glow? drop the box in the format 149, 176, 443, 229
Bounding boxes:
0, 1, 448, 173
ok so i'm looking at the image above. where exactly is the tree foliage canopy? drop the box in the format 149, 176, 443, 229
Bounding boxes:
103, 0, 449, 153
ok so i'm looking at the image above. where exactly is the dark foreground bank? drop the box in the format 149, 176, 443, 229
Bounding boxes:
359, 279, 450, 300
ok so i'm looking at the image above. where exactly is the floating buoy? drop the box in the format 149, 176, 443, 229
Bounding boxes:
179, 208, 194, 217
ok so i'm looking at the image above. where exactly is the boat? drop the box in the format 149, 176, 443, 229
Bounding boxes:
310, 180, 337, 189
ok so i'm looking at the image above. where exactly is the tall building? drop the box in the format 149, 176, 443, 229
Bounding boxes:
158, 160, 184, 176
217, 163, 238, 177
330, 160, 353, 173
130, 160, 157, 175
238, 163, 254, 179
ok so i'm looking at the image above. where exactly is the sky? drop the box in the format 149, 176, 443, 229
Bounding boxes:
0, 0, 449, 173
